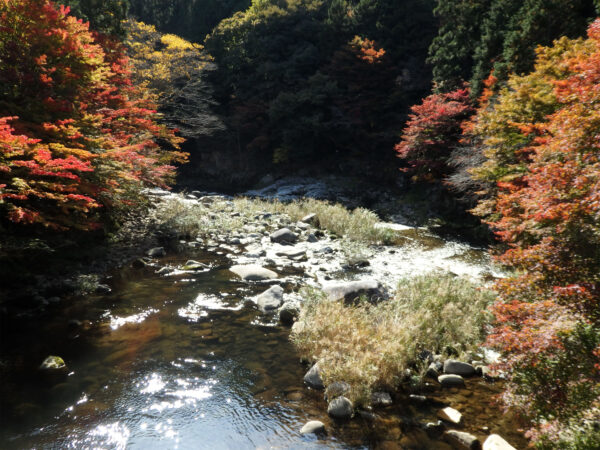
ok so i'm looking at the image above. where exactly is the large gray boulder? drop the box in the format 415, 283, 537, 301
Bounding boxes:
230, 264, 278, 281
270, 228, 298, 244
322, 280, 383, 303
444, 359, 476, 377
255, 285, 284, 312
303, 363, 324, 389
327, 396, 354, 419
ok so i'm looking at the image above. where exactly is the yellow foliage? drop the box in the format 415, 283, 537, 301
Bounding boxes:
124, 20, 210, 100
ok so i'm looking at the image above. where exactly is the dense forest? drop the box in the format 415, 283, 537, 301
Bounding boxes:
1, 0, 600, 448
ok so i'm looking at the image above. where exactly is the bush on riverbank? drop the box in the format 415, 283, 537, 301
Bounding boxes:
291, 274, 495, 405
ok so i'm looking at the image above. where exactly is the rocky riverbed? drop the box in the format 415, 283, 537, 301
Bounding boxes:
0, 188, 526, 449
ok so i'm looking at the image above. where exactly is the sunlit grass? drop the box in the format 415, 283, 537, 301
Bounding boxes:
152, 194, 397, 244
232, 197, 396, 244
291, 274, 495, 406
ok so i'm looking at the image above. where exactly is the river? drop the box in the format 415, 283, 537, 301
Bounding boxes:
0, 189, 527, 449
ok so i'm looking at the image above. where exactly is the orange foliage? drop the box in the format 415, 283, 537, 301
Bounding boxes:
0, 0, 186, 230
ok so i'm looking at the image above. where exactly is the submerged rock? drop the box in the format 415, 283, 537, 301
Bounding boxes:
255, 285, 284, 312
303, 363, 324, 390
444, 430, 481, 449
300, 420, 326, 436
230, 264, 278, 281
438, 374, 466, 388
444, 360, 476, 377
483, 434, 516, 450
270, 228, 298, 244
327, 396, 354, 419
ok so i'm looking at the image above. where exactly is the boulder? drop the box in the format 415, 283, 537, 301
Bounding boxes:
278, 301, 300, 325
156, 266, 173, 275
301, 213, 319, 226
244, 245, 266, 258
424, 420, 446, 439
303, 363, 324, 390
438, 374, 466, 388
307, 233, 319, 243
147, 247, 166, 257
371, 391, 393, 407
39, 355, 68, 384
325, 381, 351, 401
444, 430, 481, 450
182, 260, 209, 271
95, 284, 111, 294
427, 361, 442, 379
255, 285, 284, 312
327, 396, 354, 419
300, 420, 326, 436
444, 360, 476, 377
270, 228, 298, 244
230, 265, 278, 281
291, 320, 305, 335
437, 407, 462, 425
322, 280, 383, 303
374, 222, 413, 232
275, 247, 306, 259
483, 434, 516, 450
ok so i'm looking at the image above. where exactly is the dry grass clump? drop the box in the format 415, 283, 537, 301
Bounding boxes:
291, 274, 495, 406
151, 194, 395, 245
151, 195, 243, 238
233, 197, 395, 244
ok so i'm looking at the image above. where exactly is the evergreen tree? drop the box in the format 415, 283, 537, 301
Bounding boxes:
64, 0, 129, 36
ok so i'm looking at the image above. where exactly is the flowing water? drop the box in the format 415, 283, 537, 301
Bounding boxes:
0, 243, 528, 449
